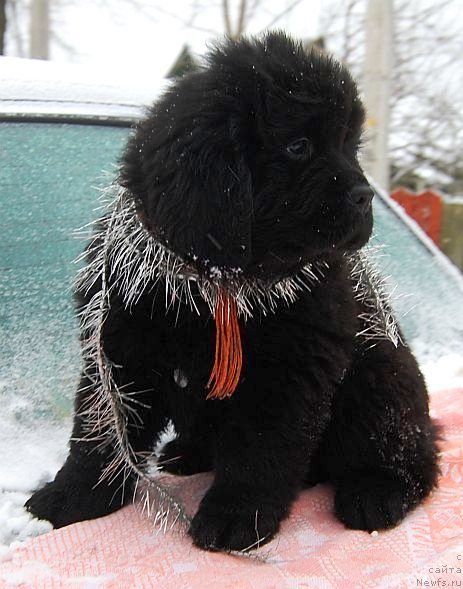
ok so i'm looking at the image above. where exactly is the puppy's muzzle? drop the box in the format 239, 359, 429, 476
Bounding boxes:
348, 184, 374, 214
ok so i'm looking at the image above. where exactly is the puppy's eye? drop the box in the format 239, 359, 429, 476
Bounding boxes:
286, 138, 313, 161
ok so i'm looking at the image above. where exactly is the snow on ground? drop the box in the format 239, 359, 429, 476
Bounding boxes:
0, 420, 70, 553
0, 355, 462, 555
422, 352, 463, 393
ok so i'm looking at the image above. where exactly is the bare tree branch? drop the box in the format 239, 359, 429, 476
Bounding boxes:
324, 0, 463, 191
222, 0, 233, 37
246, 0, 261, 22
236, 0, 247, 38
263, 0, 305, 30
0, 0, 6, 54
8, 0, 26, 56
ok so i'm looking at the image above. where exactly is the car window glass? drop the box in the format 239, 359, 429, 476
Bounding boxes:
0, 122, 128, 423
372, 196, 463, 362
1, 121, 462, 428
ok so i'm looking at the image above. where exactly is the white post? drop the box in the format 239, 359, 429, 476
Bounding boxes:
30, 0, 49, 60
362, 0, 393, 191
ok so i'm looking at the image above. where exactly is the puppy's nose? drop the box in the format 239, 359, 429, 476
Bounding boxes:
349, 184, 374, 213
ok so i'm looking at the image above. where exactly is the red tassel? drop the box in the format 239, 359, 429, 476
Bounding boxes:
206, 290, 243, 400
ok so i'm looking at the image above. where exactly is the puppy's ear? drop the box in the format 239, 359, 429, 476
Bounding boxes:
121, 113, 253, 273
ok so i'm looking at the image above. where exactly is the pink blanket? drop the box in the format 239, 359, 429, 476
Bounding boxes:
2, 389, 462, 589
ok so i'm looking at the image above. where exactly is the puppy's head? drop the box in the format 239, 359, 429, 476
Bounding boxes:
121, 32, 373, 284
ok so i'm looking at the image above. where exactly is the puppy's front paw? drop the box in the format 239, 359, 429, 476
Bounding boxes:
25, 481, 77, 528
26, 474, 127, 528
334, 473, 411, 531
189, 484, 285, 552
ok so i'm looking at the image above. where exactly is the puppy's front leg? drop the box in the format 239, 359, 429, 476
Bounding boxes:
189, 387, 330, 551
25, 369, 165, 528
322, 339, 439, 531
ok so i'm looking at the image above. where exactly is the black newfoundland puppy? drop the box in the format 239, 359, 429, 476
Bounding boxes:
26, 32, 439, 552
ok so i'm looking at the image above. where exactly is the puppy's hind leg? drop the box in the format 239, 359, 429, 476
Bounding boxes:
159, 430, 213, 476
321, 340, 439, 532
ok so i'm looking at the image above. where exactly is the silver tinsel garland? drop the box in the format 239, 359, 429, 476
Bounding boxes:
72, 182, 400, 547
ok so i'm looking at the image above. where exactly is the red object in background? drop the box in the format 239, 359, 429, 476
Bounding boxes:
391, 188, 443, 245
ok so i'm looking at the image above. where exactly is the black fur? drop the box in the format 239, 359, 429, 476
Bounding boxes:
26, 32, 439, 552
